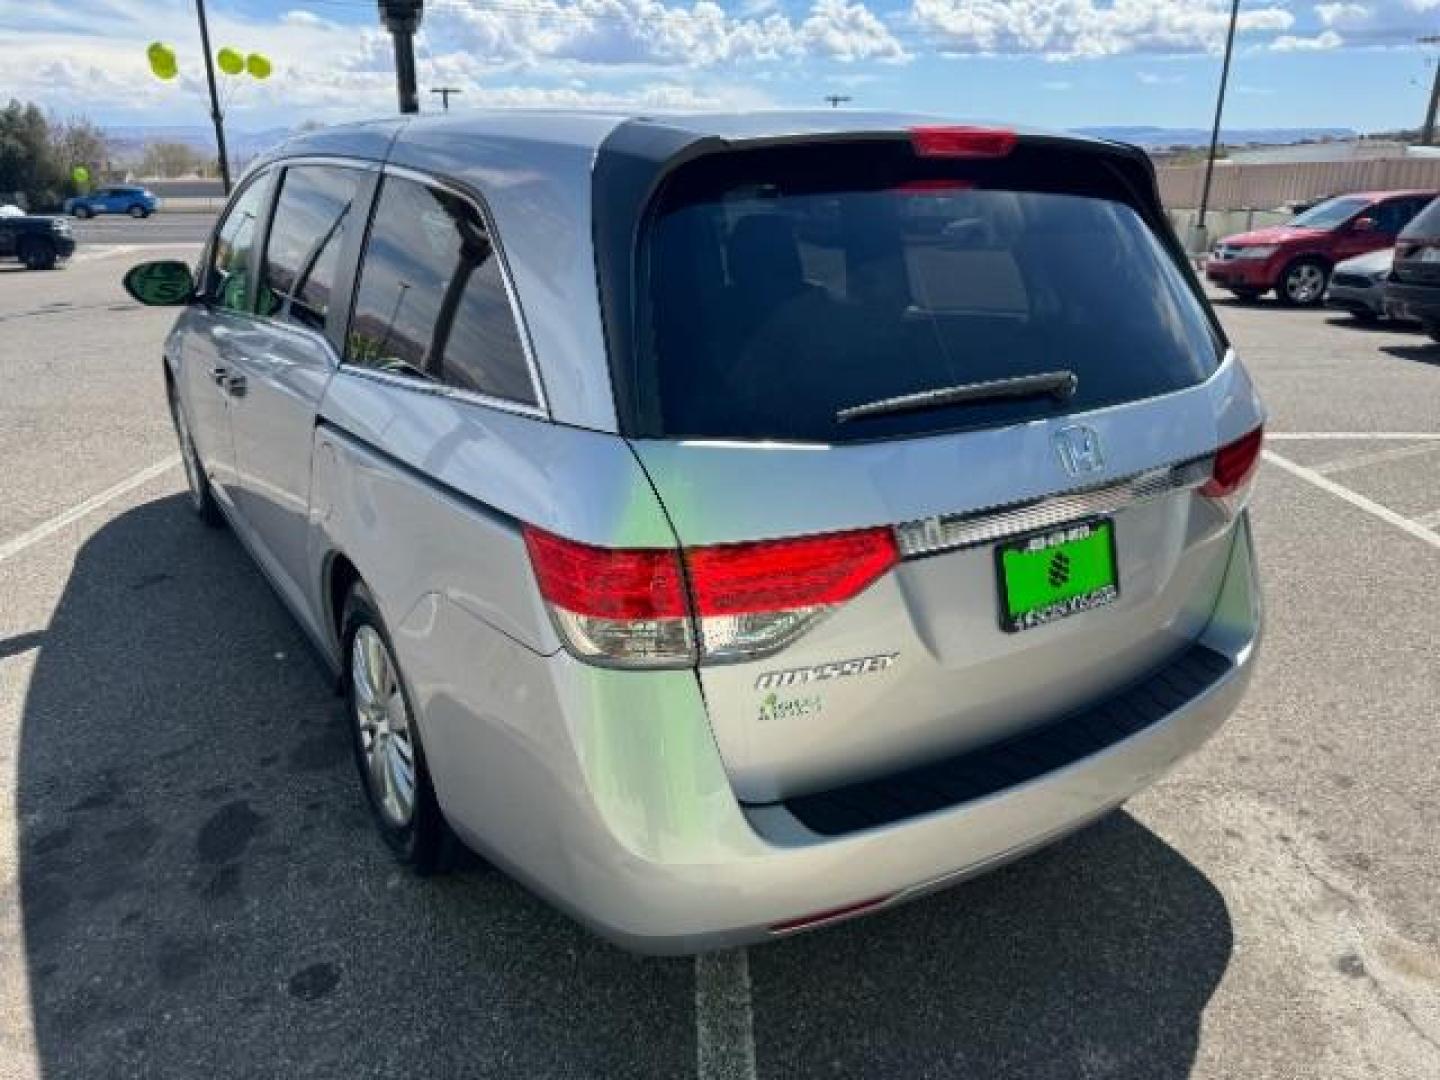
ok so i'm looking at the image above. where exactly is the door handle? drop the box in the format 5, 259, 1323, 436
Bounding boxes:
210, 366, 246, 396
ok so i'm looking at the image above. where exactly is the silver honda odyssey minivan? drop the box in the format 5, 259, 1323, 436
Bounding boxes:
124, 111, 1264, 954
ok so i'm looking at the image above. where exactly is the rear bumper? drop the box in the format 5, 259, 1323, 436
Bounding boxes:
416, 517, 1262, 955
1383, 280, 1440, 325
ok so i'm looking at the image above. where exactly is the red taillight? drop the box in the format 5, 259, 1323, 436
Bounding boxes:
910, 126, 1017, 159
523, 528, 687, 619
688, 529, 898, 616
524, 526, 899, 667
1201, 426, 1264, 501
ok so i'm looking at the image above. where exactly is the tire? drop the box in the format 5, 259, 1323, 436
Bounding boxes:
166, 381, 225, 527
1278, 258, 1329, 307
342, 581, 457, 874
1228, 287, 1264, 303
18, 238, 57, 271
73, 205, 92, 219
128, 205, 148, 219
1425, 324, 1440, 345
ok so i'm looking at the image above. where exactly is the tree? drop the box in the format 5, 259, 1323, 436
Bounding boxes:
139, 140, 204, 178
49, 114, 110, 185
0, 100, 65, 209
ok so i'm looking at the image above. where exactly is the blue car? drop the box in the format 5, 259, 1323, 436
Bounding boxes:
64, 185, 158, 219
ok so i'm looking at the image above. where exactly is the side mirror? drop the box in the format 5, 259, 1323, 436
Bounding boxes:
1350, 216, 1377, 233
122, 260, 195, 306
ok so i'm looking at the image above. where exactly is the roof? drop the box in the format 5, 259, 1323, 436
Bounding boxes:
268, 109, 1119, 163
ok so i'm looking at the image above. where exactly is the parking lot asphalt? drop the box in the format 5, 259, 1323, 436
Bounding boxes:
1, 250, 1437, 1080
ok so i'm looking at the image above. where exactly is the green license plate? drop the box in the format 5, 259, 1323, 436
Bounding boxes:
996, 519, 1119, 633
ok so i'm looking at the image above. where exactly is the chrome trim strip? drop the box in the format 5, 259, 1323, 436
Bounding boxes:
272, 154, 382, 172
336, 364, 550, 421
893, 457, 1212, 558
378, 162, 551, 419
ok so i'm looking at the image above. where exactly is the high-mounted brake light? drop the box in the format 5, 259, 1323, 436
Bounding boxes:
1200, 425, 1264, 515
524, 526, 899, 668
910, 126, 1017, 160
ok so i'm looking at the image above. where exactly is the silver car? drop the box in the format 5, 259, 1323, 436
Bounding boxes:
122, 112, 1265, 954
1325, 247, 1395, 322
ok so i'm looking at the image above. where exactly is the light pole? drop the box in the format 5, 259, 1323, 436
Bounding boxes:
378, 0, 424, 114
431, 86, 462, 111
1420, 36, 1440, 146
194, 0, 232, 194
1196, 0, 1241, 245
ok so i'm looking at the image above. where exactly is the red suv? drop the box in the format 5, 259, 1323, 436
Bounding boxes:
1206, 190, 1435, 306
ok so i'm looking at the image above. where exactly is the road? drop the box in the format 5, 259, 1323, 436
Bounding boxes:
67, 213, 216, 248
1, 246, 1438, 1079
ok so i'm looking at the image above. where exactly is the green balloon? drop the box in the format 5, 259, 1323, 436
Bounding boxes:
246, 53, 272, 80
147, 41, 178, 81
71, 165, 90, 185
217, 47, 244, 76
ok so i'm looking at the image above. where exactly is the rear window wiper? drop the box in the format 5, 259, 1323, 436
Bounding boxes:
836, 371, 1078, 424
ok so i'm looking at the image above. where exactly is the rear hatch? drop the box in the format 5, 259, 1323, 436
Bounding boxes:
606, 128, 1263, 803
1394, 197, 1440, 287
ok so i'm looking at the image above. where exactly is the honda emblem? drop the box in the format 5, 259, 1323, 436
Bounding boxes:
1053, 425, 1105, 477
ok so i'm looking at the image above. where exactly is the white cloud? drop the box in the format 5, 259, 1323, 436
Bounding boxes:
1271, 29, 1345, 50
909, 0, 1295, 60
1314, 2, 1370, 27
1137, 70, 1185, 84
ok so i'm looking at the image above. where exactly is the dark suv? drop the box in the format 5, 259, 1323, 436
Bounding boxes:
1384, 197, 1440, 341
0, 211, 76, 270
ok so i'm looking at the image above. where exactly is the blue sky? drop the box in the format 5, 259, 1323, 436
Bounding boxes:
2, 0, 1435, 133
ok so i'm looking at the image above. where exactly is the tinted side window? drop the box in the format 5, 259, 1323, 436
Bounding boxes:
259, 165, 364, 331
345, 175, 536, 406
207, 172, 273, 313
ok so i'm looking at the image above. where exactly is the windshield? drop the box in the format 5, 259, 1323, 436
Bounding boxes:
639, 143, 1222, 444
1288, 196, 1368, 230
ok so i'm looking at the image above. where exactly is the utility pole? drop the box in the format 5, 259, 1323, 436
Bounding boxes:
1421, 37, 1440, 146
378, 1, 424, 114
193, 0, 232, 194
431, 86, 462, 111
824, 94, 851, 108
1196, 0, 1240, 242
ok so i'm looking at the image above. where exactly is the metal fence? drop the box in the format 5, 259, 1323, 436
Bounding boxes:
1157, 157, 1440, 210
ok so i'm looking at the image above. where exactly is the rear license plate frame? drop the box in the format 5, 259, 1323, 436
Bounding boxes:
995, 518, 1120, 634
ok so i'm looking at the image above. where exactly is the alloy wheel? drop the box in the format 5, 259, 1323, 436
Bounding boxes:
1285, 263, 1326, 304
351, 625, 417, 828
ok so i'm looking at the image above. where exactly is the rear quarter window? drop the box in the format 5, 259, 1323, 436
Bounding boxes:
637, 142, 1225, 443
344, 174, 538, 408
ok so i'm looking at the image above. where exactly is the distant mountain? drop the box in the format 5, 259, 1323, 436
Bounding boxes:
104, 125, 295, 162
1071, 125, 1358, 148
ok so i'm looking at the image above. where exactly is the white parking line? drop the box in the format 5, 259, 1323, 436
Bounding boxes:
1267, 432, 1440, 441
695, 948, 758, 1080
1263, 450, 1440, 552
1312, 442, 1440, 476
0, 457, 180, 564
69, 244, 143, 263
1417, 509, 1440, 530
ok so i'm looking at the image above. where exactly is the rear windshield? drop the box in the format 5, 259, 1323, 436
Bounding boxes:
638, 142, 1222, 443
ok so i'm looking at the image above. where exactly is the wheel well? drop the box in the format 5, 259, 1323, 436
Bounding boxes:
1285, 253, 1331, 272
327, 553, 361, 647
